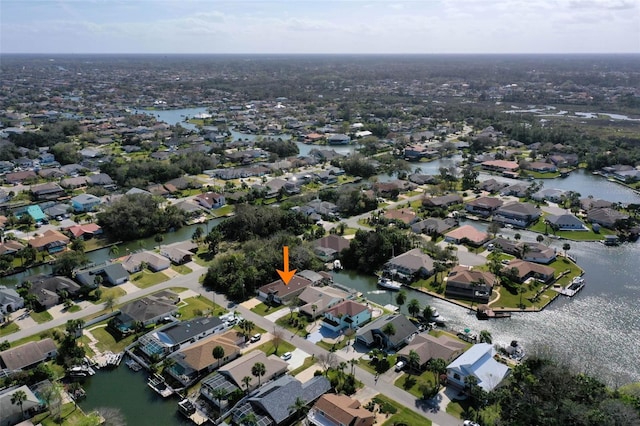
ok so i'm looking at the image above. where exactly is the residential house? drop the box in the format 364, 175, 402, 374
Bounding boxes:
166, 330, 242, 387
87, 173, 114, 187
327, 134, 351, 145
312, 234, 350, 261
121, 251, 171, 273
29, 229, 70, 253
465, 196, 504, 217
397, 333, 466, 371
545, 213, 586, 231
422, 194, 463, 209
110, 291, 179, 331
531, 188, 567, 203
481, 160, 519, 173
321, 300, 372, 333
493, 202, 541, 228
355, 314, 418, 350
200, 350, 289, 410
0, 338, 58, 372
195, 192, 226, 209
25, 275, 81, 310
231, 375, 331, 426
25, 205, 47, 223
42, 203, 70, 220
257, 275, 314, 305
75, 263, 129, 287
586, 208, 629, 229
490, 237, 557, 264
160, 241, 198, 264
174, 200, 205, 218
304, 199, 339, 219
5, 170, 36, 184
403, 144, 437, 161
526, 161, 557, 172
308, 393, 375, 426
30, 182, 65, 201
503, 260, 555, 284
66, 223, 103, 240
0, 385, 44, 426
411, 217, 457, 236
0, 240, 24, 256
500, 183, 530, 197
446, 343, 510, 392
580, 197, 612, 211
298, 285, 351, 319
445, 266, 496, 303
0, 286, 24, 316
71, 194, 102, 212
384, 248, 435, 281
444, 225, 490, 246
60, 176, 89, 189
479, 178, 509, 194
383, 208, 416, 225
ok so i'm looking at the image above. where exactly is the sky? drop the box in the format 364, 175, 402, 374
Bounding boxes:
1, 0, 639, 54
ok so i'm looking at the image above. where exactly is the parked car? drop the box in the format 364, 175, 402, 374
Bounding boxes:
250, 333, 262, 343
394, 360, 405, 372
281, 352, 292, 361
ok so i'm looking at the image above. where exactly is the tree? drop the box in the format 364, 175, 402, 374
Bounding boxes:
109, 245, 120, 258
237, 319, 255, 341
487, 221, 501, 238
52, 250, 88, 277
408, 350, 421, 374
212, 345, 225, 369
240, 412, 258, 426
318, 352, 337, 375
395, 290, 407, 311
272, 328, 284, 354
382, 322, 396, 339
204, 228, 222, 254
479, 330, 493, 344
154, 233, 164, 249
288, 396, 309, 421
514, 233, 521, 241
212, 388, 227, 409
242, 376, 252, 393
192, 226, 204, 242
427, 358, 447, 388
251, 362, 266, 386
407, 298, 421, 318
104, 295, 117, 312
311, 304, 318, 320
70, 238, 85, 252
11, 389, 27, 419
422, 304, 434, 322
66, 319, 85, 339
563, 242, 571, 257
536, 234, 545, 243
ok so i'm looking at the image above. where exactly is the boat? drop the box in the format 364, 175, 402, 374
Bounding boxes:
67, 365, 95, 377
377, 277, 402, 291
148, 374, 174, 398
556, 276, 586, 297
429, 310, 446, 325
125, 359, 142, 372
333, 259, 343, 270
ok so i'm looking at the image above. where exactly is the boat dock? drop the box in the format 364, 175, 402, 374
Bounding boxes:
178, 399, 209, 425
476, 306, 512, 320
125, 359, 142, 372
554, 276, 586, 297
93, 351, 124, 368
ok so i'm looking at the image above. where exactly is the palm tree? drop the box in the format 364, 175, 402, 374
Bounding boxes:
427, 358, 447, 388
11, 389, 27, 419
479, 330, 492, 344
349, 359, 358, 376
288, 396, 309, 421
382, 322, 396, 348
240, 413, 258, 426
407, 298, 421, 318
104, 295, 117, 312
422, 305, 434, 322
212, 345, 225, 369
311, 304, 318, 320
212, 388, 227, 409
109, 245, 119, 258
395, 290, 407, 312
252, 362, 266, 387
563, 242, 571, 258
242, 376, 252, 393
408, 350, 421, 374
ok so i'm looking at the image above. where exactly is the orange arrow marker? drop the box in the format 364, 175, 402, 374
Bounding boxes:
277, 246, 296, 285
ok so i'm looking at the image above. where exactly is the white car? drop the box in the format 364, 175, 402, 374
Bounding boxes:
394, 360, 405, 372
249, 333, 262, 343
281, 352, 292, 361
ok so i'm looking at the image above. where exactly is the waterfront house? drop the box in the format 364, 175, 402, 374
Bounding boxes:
231, 375, 331, 426
121, 251, 171, 273
446, 343, 510, 392
195, 191, 226, 209
580, 197, 612, 211
586, 207, 629, 229
200, 350, 289, 410
71, 193, 102, 212
138, 317, 226, 359
312, 234, 350, 261
489, 237, 556, 264
411, 217, 457, 236
531, 188, 567, 203
465, 196, 504, 217
257, 274, 314, 305
327, 133, 351, 145
355, 314, 418, 351
445, 266, 496, 303
0, 385, 44, 426
166, 330, 242, 387
422, 194, 463, 209
397, 333, 466, 371
384, 248, 435, 281
444, 225, 490, 247
0, 286, 24, 316
526, 161, 557, 173
298, 285, 351, 319
0, 240, 24, 256
29, 229, 70, 254
481, 159, 519, 173
160, 241, 198, 264
65, 223, 103, 240
479, 179, 509, 194
493, 201, 541, 228
308, 393, 375, 426
75, 263, 129, 287
112, 291, 179, 330
321, 300, 372, 333
545, 213, 587, 231
0, 338, 58, 372
500, 183, 530, 197
503, 259, 555, 283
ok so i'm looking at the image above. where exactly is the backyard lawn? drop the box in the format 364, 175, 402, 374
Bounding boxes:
89, 326, 137, 353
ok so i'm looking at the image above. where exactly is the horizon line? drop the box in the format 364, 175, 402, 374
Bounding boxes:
2, 52, 639, 56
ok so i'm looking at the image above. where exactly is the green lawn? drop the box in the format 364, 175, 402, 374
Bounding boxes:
171, 264, 193, 274
394, 369, 438, 398
250, 302, 286, 316
194, 249, 217, 267
33, 402, 100, 426
528, 217, 613, 241
446, 399, 473, 419
255, 340, 296, 357
168, 287, 189, 293
357, 354, 398, 375
213, 205, 234, 217
178, 296, 223, 319
91, 286, 126, 305
79, 336, 96, 358
130, 270, 170, 289
372, 394, 432, 426
275, 312, 308, 335
67, 305, 82, 313
0, 321, 19, 337
89, 326, 137, 353
31, 310, 53, 324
